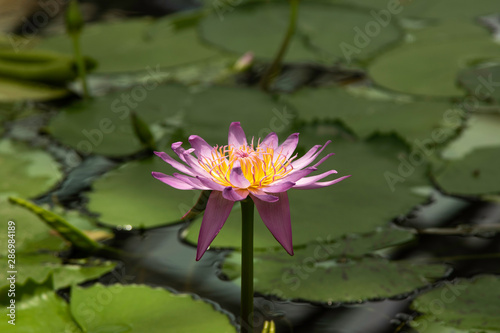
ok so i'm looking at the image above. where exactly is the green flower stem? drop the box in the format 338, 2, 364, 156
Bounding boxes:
71, 33, 89, 99
260, 0, 300, 91
240, 198, 255, 333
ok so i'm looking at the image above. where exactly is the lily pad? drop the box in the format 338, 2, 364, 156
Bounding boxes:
434, 147, 500, 196
285, 87, 459, 144
0, 253, 116, 290
38, 16, 221, 73
0, 139, 62, 198
410, 317, 498, 333
200, 1, 402, 63
183, 132, 430, 249
0, 77, 67, 102
441, 113, 500, 160
87, 157, 197, 228
70, 284, 237, 333
0, 199, 66, 255
48, 84, 191, 157
222, 252, 447, 303
458, 64, 500, 103
369, 21, 500, 97
411, 275, 500, 331
0, 277, 81, 333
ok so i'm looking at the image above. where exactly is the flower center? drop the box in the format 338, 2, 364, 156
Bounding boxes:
198, 142, 293, 189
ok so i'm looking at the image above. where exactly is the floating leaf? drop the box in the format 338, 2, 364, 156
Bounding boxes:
70, 284, 237, 333
200, 2, 402, 63
369, 21, 500, 96
48, 84, 191, 157
411, 276, 500, 331
0, 254, 116, 290
285, 87, 459, 144
183, 132, 430, 249
434, 147, 500, 196
38, 15, 222, 73
458, 64, 500, 103
0, 277, 81, 332
0, 139, 62, 198
222, 252, 447, 303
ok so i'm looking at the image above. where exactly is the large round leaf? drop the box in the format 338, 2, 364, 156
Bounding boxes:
458, 64, 500, 103
37, 16, 221, 73
285, 87, 458, 143
434, 147, 500, 196
223, 252, 447, 303
0, 139, 62, 198
48, 84, 191, 157
183, 132, 430, 249
369, 21, 500, 96
411, 276, 500, 331
71, 284, 237, 333
200, 2, 402, 63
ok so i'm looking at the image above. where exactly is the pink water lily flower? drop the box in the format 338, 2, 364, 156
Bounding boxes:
152, 122, 350, 260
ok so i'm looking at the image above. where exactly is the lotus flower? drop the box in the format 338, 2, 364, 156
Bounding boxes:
152, 122, 350, 260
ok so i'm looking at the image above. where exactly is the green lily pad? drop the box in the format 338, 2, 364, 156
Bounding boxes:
369, 21, 500, 97
285, 87, 459, 144
0, 77, 68, 102
0, 139, 62, 198
38, 15, 221, 73
441, 113, 500, 160
223, 252, 447, 303
0, 277, 81, 333
88, 157, 197, 228
0, 199, 66, 255
331, 0, 499, 20
434, 147, 500, 196
458, 64, 500, 103
410, 317, 498, 333
48, 84, 191, 157
411, 276, 500, 331
0, 253, 116, 290
71, 284, 237, 333
183, 132, 430, 249
200, 2, 402, 63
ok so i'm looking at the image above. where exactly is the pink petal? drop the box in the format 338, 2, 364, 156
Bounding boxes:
171, 142, 189, 163
248, 188, 279, 202
291, 140, 331, 170
277, 167, 317, 183
173, 173, 211, 190
228, 122, 247, 148
154, 151, 195, 177
188, 135, 213, 159
293, 175, 352, 189
152, 172, 197, 190
262, 181, 296, 193
251, 192, 293, 255
222, 187, 249, 201
196, 176, 226, 191
260, 132, 278, 150
275, 133, 299, 161
229, 162, 251, 188
196, 191, 234, 260
293, 170, 338, 187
